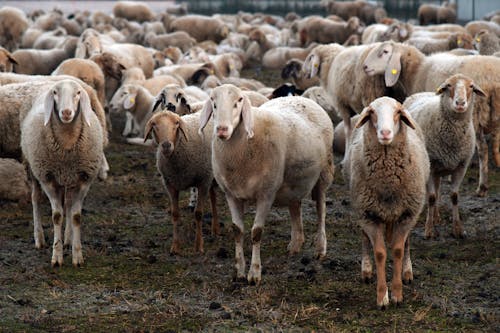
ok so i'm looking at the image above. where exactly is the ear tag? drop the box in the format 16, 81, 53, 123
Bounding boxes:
457, 38, 462, 45
391, 69, 398, 75
476, 37, 481, 42
130, 97, 135, 104
314, 63, 319, 68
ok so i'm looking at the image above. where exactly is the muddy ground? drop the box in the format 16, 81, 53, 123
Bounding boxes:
0, 68, 499, 332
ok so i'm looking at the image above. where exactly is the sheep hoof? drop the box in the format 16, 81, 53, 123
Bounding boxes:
452, 229, 466, 239
287, 241, 303, 255
35, 239, 46, 249
51, 258, 63, 268
391, 295, 403, 306
403, 272, 413, 285
424, 228, 439, 240
247, 268, 261, 286
377, 290, 389, 310
475, 185, 488, 197
169, 243, 181, 256
361, 271, 374, 284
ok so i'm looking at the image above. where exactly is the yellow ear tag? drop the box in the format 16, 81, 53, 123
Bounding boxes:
391, 69, 398, 75
476, 37, 481, 42
314, 63, 319, 68
209, 70, 215, 75
129, 97, 135, 104
457, 38, 462, 44
229, 64, 234, 70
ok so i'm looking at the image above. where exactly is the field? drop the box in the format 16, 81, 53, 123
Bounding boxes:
0, 66, 499, 332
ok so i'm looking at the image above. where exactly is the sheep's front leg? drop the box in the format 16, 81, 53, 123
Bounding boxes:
361, 230, 373, 283
402, 236, 413, 284
450, 167, 467, 238
166, 185, 181, 255
390, 230, 409, 305
364, 222, 388, 309
226, 195, 245, 280
424, 174, 440, 239
67, 183, 91, 267
475, 129, 489, 197
288, 200, 304, 255
193, 186, 206, 254
248, 198, 274, 285
41, 183, 64, 267
32, 179, 46, 249
64, 197, 73, 248
209, 185, 219, 236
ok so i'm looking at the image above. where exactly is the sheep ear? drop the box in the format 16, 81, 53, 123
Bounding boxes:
241, 95, 254, 139
399, 108, 417, 130
178, 119, 188, 141
436, 82, 448, 95
153, 92, 166, 112
355, 107, 373, 128
124, 92, 136, 109
308, 54, 320, 79
384, 50, 401, 87
472, 83, 486, 97
199, 99, 213, 135
7, 53, 18, 65
144, 119, 155, 143
79, 90, 93, 127
44, 90, 55, 126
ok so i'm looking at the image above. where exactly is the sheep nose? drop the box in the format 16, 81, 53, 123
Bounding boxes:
455, 99, 465, 106
61, 109, 72, 121
166, 103, 176, 112
161, 141, 172, 153
380, 129, 392, 139
216, 125, 229, 138
363, 65, 368, 70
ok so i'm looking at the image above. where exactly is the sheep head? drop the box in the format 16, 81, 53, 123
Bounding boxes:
356, 96, 416, 145
109, 84, 138, 114
436, 74, 486, 114
153, 84, 191, 115
44, 80, 93, 126
199, 84, 253, 140
144, 111, 187, 156
363, 42, 401, 87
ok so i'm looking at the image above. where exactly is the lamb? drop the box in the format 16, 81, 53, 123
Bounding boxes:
343, 96, 429, 309
0, 158, 30, 204
403, 74, 485, 239
0, 47, 18, 73
169, 15, 230, 43
113, 1, 155, 23
474, 30, 500, 55
199, 85, 334, 284
21, 80, 104, 267
143, 111, 218, 254
405, 33, 474, 55
0, 6, 30, 51
363, 41, 500, 196
300, 17, 363, 46
418, 1, 457, 25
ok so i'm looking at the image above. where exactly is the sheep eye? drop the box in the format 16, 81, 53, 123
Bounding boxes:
77, 91, 81, 95
383, 49, 389, 54
213, 103, 217, 109
238, 97, 243, 102
53, 90, 57, 95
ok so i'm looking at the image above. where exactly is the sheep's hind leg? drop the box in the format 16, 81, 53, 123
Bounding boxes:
361, 230, 373, 283
475, 129, 489, 197
193, 186, 206, 254
248, 197, 274, 285
402, 236, 413, 284
67, 184, 91, 267
226, 195, 245, 280
167, 186, 182, 255
287, 200, 304, 255
424, 175, 440, 239
32, 179, 46, 249
390, 230, 408, 306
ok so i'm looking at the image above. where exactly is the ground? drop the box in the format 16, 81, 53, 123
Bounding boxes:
0, 68, 498, 332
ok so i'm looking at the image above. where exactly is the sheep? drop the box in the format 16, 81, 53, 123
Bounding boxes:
52, 58, 106, 108
0, 158, 30, 204
363, 41, 500, 197
418, 1, 457, 25
210, 53, 243, 78
465, 20, 500, 39
153, 47, 183, 68
302, 43, 345, 86
152, 84, 200, 116
405, 33, 474, 55
113, 1, 155, 23
154, 63, 216, 84
344, 96, 429, 309
403, 74, 485, 239
199, 85, 334, 284
362, 21, 412, 44
474, 30, 500, 55
120, 67, 146, 85
0, 47, 18, 73
144, 31, 197, 53
169, 15, 230, 43
302, 86, 341, 124
11, 41, 75, 75
261, 44, 316, 70
220, 77, 266, 92
32, 27, 68, 50
300, 17, 363, 46
143, 111, 218, 254
0, 6, 30, 51
20, 80, 104, 267
323, 0, 365, 21
281, 58, 319, 91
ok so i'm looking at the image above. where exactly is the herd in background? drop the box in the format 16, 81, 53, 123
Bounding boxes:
0, 0, 498, 308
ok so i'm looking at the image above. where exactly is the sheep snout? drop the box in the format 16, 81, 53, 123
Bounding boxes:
60, 108, 74, 123
166, 102, 176, 112
216, 125, 230, 140
161, 141, 174, 155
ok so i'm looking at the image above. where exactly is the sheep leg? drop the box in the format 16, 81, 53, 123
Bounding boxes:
402, 237, 413, 284
64, 196, 73, 248
248, 197, 274, 285
226, 195, 245, 280
340, 111, 354, 165
67, 184, 90, 267
32, 179, 46, 249
390, 230, 409, 305
41, 183, 65, 267
209, 185, 219, 236
424, 174, 440, 239
450, 167, 466, 239
98, 154, 109, 181
287, 200, 304, 255
366, 223, 388, 309
493, 129, 500, 167
188, 187, 198, 211
361, 230, 373, 283
314, 187, 327, 259
475, 129, 489, 197
167, 186, 182, 255
193, 186, 205, 254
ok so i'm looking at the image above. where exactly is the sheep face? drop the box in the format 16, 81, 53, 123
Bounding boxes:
200, 84, 253, 140
436, 74, 486, 113
153, 84, 191, 115
109, 85, 137, 113
144, 111, 187, 156
356, 97, 416, 145
43, 80, 93, 126
363, 42, 401, 87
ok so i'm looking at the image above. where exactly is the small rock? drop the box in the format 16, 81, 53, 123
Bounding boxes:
209, 302, 221, 310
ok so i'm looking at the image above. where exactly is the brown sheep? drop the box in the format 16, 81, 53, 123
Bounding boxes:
0, 6, 30, 51
418, 1, 457, 25
113, 1, 155, 23
474, 30, 500, 55
169, 15, 230, 43
301, 16, 363, 46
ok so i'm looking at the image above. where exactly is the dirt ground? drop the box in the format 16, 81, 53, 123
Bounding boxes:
0, 65, 499, 332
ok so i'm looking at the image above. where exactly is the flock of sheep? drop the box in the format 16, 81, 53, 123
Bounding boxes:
0, 0, 499, 309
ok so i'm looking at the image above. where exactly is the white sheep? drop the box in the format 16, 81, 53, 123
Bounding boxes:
403, 74, 486, 239
0, 158, 30, 204
199, 84, 334, 284
21, 80, 104, 267
143, 111, 219, 254
344, 96, 429, 309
